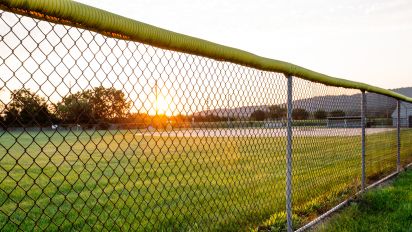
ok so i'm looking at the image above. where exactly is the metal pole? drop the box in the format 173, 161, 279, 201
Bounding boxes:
361, 91, 366, 190
286, 75, 293, 232
397, 100, 401, 172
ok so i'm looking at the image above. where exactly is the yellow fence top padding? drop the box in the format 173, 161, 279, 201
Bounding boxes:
0, 0, 411, 102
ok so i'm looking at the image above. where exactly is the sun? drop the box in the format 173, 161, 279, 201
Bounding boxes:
156, 95, 172, 115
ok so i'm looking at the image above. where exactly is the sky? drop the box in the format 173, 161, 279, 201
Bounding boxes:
75, 0, 412, 89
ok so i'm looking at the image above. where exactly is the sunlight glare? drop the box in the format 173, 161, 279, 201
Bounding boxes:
156, 95, 173, 116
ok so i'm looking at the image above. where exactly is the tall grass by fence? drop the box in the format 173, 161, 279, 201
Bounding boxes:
0, 1, 412, 231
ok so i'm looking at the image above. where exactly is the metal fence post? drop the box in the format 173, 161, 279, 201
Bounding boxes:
361, 91, 366, 190
397, 100, 401, 172
286, 75, 293, 232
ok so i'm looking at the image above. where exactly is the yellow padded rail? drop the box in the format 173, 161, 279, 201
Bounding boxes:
0, 0, 411, 102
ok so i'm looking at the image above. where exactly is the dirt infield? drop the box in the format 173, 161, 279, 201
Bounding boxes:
137, 127, 395, 138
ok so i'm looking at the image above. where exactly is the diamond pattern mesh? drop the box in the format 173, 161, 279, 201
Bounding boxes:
0, 9, 410, 231
399, 101, 412, 166
0, 10, 288, 231
364, 93, 397, 183
291, 78, 362, 226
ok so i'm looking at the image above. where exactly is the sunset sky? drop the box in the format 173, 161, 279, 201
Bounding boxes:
76, 0, 412, 89
1, 0, 412, 116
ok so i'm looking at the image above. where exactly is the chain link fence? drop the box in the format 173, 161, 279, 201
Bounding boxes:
0, 7, 411, 232
365, 94, 398, 183
400, 101, 412, 166
290, 78, 362, 228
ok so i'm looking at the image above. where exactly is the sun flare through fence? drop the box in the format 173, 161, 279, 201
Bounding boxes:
1, 2, 412, 232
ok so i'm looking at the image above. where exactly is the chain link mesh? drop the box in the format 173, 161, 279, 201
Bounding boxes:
290, 78, 362, 227
400, 101, 412, 166
0, 10, 289, 231
0, 8, 411, 231
364, 93, 398, 183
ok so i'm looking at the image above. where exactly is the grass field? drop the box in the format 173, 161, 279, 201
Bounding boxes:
314, 170, 412, 232
0, 128, 411, 231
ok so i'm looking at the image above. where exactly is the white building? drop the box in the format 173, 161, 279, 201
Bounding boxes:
392, 102, 412, 127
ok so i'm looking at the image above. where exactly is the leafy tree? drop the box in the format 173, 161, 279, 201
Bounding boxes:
250, 110, 267, 121
292, 108, 309, 120
206, 114, 224, 122
114, 112, 151, 129
268, 105, 286, 120
4, 89, 54, 126
89, 86, 130, 121
56, 91, 93, 124
330, 110, 346, 117
170, 114, 189, 123
57, 86, 131, 124
193, 114, 227, 122
314, 109, 328, 119
169, 114, 190, 128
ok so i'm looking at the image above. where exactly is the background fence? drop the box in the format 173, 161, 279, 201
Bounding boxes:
1, 1, 412, 231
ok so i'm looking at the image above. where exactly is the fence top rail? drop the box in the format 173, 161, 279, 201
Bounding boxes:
1, 0, 411, 103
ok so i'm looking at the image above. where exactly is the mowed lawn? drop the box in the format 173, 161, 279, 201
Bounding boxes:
0, 128, 411, 231
314, 170, 412, 232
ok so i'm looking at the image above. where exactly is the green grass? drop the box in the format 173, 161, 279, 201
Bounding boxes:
314, 170, 412, 232
0, 128, 411, 231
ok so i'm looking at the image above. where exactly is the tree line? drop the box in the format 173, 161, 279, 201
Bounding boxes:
0, 87, 349, 129
0, 87, 131, 128
250, 106, 346, 121
0, 87, 229, 129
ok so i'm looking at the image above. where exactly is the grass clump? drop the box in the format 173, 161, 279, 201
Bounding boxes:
315, 170, 412, 232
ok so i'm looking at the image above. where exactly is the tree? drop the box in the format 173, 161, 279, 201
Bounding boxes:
89, 86, 130, 121
171, 114, 189, 123
206, 114, 224, 122
170, 114, 190, 128
4, 89, 54, 126
250, 110, 266, 121
314, 109, 328, 119
268, 105, 286, 120
330, 110, 346, 117
57, 86, 131, 124
292, 108, 309, 120
56, 91, 93, 124
116, 112, 151, 129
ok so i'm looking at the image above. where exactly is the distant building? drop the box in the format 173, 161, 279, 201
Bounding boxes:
327, 116, 362, 128
392, 102, 412, 127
